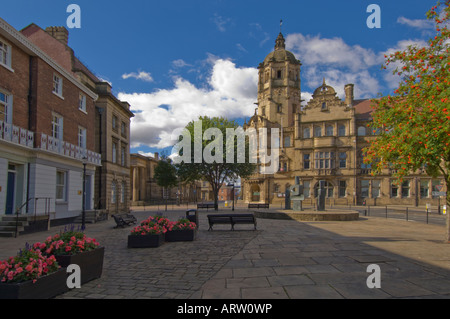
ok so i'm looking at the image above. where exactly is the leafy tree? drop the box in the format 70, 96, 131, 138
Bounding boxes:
174, 116, 256, 210
154, 157, 178, 211
364, 1, 450, 241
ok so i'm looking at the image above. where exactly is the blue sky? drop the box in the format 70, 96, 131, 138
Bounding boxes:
1, 0, 439, 157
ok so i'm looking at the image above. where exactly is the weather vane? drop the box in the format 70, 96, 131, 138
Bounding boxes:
280, 19, 283, 33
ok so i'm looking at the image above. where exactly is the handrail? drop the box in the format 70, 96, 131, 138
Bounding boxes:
15, 198, 33, 238
15, 197, 52, 238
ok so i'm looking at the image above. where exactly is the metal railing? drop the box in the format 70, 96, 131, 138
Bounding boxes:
14, 197, 52, 238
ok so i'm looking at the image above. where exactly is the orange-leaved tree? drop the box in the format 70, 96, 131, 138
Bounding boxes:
364, 1, 450, 241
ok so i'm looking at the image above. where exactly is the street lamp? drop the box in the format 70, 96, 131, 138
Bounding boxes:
227, 182, 235, 211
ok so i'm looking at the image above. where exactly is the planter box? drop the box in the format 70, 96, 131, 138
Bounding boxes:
165, 229, 196, 242
128, 234, 164, 248
55, 247, 105, 285
0, 268, 68, 299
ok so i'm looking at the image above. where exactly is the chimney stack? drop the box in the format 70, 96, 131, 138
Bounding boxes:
45, 26, 69, 46
344, 84, 354, 107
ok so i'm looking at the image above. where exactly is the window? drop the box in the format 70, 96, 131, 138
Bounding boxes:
326, 125, 333, 136
372, 180, 381, 198
315, 152, 335, 169
339, 152, 347, 168
56, 171, 67, 201
314, 181, 334, 198
432, 179, 442, 196
121, 146, 126, 166
401, 180, 410, 198
339, 181, 347, 198
0, 91, 11, 123
78, 126, 86, 149
277, 105, 282, 113
121, 122, 126, 136
303, 127, 310, 139
0, 39, 12, 69
361, 180, 370, 198
277, 70, 282, 79
303, 154, 310, 169
121, 182, 126, 203
111, 181, 117, 204
314, 126, 322, 137
112, 115, 118, 131
53, 74, 63, 97
52, 114, 63, 141
391, 183, 399, 197
357, 126, 366, 136
261, 107, 266, 116
420, 180, 429, 198
112, 142, 117, 163
284, 136, 290, 147
79, 93, 86, 112
338, 124, 346, 136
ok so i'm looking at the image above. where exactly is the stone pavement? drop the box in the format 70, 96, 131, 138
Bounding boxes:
1, 206, 450, 299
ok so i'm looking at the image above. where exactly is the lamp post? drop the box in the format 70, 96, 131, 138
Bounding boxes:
82, 157, 87, 230
227, 182, 235, 211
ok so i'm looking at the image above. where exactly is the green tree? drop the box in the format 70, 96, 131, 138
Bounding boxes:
364, 1, 450, 241
174, 116, 256, 210
154, 157, 178, 211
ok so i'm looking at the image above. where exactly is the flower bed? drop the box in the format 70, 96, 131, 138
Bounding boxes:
0, 246, 68, 299
0, 225, 104, 298
165, 218, 197, 242
128, 215, 197, 247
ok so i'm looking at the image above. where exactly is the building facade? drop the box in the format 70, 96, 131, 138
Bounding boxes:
21, 23, 134, 215
242, 32, 446, 207
0, 18, 101, 232
130, 153, 202, 205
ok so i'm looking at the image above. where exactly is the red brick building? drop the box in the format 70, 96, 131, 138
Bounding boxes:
0, 17, 100, 235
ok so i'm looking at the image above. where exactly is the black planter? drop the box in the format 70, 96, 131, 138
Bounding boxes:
0, 268, 68, 299
128, 234, 164, 248
54, 247, 105, 285
165, 229, 196, 242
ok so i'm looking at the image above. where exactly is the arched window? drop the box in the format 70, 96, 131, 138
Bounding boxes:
314, 181, 334, 198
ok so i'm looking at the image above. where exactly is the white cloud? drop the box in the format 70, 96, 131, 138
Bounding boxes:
381, 39, 428, 89
172, 59, 192, 68
119, 59, 258, 149
212, 14, 232, 32
397, 16, 434, 30
122, 71, 154, 82
286, 33, 382, 99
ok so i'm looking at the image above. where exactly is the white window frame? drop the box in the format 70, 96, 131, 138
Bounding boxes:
0, 38, 13, 71
56, 170, 67, 201
78, 126, 87, 149
0, 90, 12, 124
78, 93, 86, 113
52, 73, 63, 97
52, 113, 63, 141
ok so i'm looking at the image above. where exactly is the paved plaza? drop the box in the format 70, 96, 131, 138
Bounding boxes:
1, 206, 450, 299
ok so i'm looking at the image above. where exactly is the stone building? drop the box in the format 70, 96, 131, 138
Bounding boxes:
130, 153, 202, 206
242, 32, 446, 207
21, 24, 134, 214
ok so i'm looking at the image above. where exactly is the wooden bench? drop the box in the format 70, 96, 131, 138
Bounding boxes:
112, 213, 137, 229
207, 214, 257, 231
197, 203, 217, 211
248, 203, 270, 209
